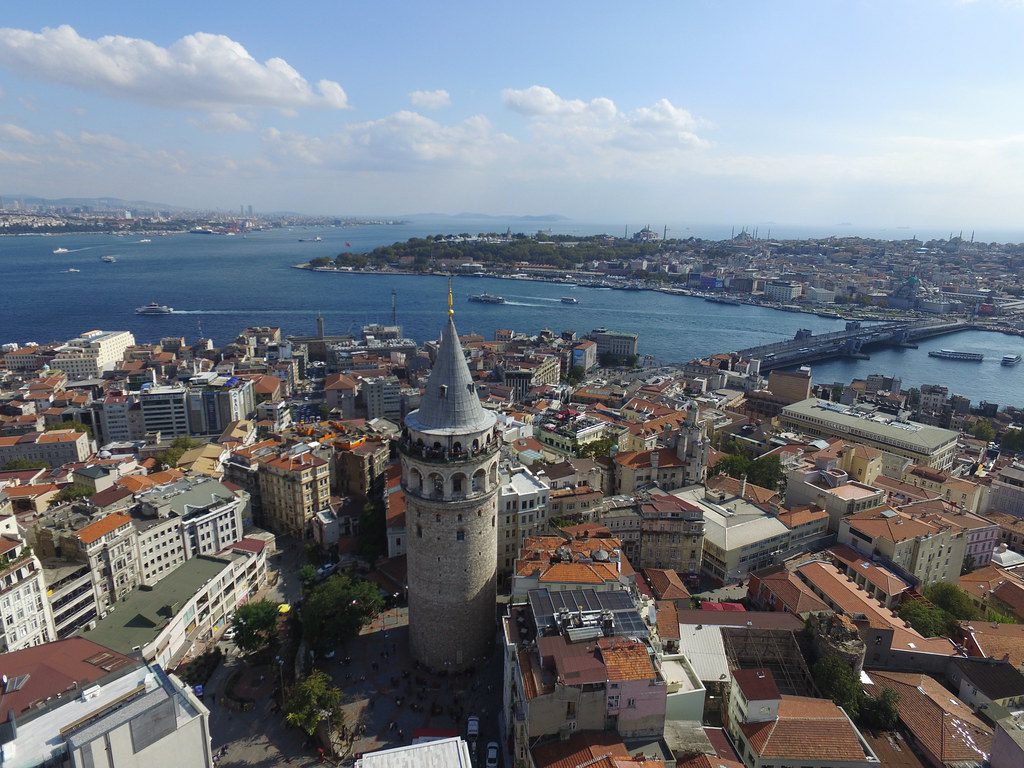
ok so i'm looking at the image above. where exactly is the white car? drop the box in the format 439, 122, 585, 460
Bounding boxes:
466, 715, 479, 739
222, 626, 236, 641
485, 741, 499, 768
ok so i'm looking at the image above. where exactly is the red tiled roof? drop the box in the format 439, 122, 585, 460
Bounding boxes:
733, 668, 780, 701
643, 567, 690, 600
741, 695, 869, 762
76, 512, 132, 544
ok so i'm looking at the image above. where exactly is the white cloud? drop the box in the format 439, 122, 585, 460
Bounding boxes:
193, 112, 255, 133
409, 89, 451, 110
0, 122, 43, 144
0, 25, 349, 111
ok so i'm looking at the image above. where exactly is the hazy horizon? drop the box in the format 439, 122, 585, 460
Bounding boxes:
3, 2, 1024, 230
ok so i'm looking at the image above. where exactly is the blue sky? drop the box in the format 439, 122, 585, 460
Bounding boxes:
1, 1, 1023, 229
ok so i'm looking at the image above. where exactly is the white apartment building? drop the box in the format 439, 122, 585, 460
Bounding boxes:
141, 386, 190, 436
0, 533, 57, 653
51, 329, 135, 378
132, 478, 247, 586
497, 465, 550, 574
362, 375, 402, 420
764, 280, 802, 303
0, 430, 92, 467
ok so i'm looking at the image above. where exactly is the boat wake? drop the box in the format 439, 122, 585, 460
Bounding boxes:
502, 301, 543, 307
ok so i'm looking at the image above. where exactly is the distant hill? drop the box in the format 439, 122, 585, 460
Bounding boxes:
409, 212, 570, 222
1, 194, 187, 212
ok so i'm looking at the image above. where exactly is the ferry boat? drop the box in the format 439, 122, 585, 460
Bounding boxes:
138, 239, 152, 243
53, 247, 70, 254
299, 236, 322, 242
928, 349, 984, 362
67, 268, 80, 273
468, 293, 506, 304
136, 302, 173, 315
560, 297, 579, 304
101, 255, 116, 263
1002, 353, 1022, 366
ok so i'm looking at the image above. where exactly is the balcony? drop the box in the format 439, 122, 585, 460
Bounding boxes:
398, 436, 499, 465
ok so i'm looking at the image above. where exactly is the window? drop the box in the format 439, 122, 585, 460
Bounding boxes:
456, 530, 465, 541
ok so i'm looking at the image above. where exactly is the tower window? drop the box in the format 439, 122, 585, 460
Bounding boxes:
457, 513, 463, 522
456, 530, 465, 541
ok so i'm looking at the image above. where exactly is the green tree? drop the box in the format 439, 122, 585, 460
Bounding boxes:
46, 420, 93, 439
861, 687, 900, 730
970, 420, 996, 442
577, 437, 616, 459
154, 436, 199, 469
50, 484, 93, 505
710, 454, 751, 480
923, 583, 978, 622
2, 458, 48, 470
299, 564, 318, 590
747, 455, 784, 491
231, 599, 280, 654
813, 654, 862, 720
897, 599, 948, 637
565, 365, 586, 385
283, 670, 344, 737
301, 573, 383, 653
357, 500, 387, 562
1001, 428, 1024, 454
309, 256, 332, 268
985, 608, 1017, 624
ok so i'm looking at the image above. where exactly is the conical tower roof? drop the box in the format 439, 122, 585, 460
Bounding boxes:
405, 314, 495, 436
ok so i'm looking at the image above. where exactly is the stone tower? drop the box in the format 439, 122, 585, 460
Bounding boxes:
400, 284, 500, 670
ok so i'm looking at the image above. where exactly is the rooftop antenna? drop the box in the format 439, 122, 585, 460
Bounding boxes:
391, 289, 397, 326
448, 275, 454, 319
663, 224, 668, 240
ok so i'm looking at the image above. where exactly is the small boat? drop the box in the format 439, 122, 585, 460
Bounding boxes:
928, 349, 983, 362
138, 239, 152, 243
299, 236, 323, 242
67, 268, 80, 273
468, 293, 506, 304
1002, 354, 1022, 366
560, 297, 579, 304
53, 247, 70, 254
102, 255, 116, 263
136, 302, 173, 315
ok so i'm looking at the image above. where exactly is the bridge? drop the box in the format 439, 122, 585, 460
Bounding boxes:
735, 319, 974, 371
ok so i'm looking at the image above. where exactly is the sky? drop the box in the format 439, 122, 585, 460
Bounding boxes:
1, 1, 1023, 229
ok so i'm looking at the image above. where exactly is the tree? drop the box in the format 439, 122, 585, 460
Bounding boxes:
923, 583, 978, 622
301, 573, 383, 653
578, 437, 616, 459
565, 365, 586, 385
299, 564, 318, 590
1001, 428, 1024, 454
46, 420, 93, 439
710, 454, 750, 480
154, 436, 199, 470
2, 458, 48, 470
897, 599, 947, 637
747, 455, 784, 491
813, 654, 862, 720
970, 420, 996, 442
357, 500, 387, 562
50, 484, 93, 505
283, 670, 344, 737
861, 687, 900, 731
231, 599, 280, 654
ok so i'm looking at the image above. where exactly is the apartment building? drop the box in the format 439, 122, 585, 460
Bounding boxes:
51, 329, 135, 379
360, 375, 402, 420
635, 494, 705, 582
587, 328, 639, 362
186, 375, 255, 435
985, 464, 1024, 518
41, 558, 98, 639
258, 448, 331, 536
902, 465, 983, 513
837, 506, 967, 586
334, 436, 390, 498
498, 465, 550, 574
785, 460, 885, 533
140, 385, 191, 437
0, 429, 92, 467
0, 533, 57, 652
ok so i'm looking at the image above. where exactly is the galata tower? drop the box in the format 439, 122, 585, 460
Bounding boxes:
400, 282, 500, 670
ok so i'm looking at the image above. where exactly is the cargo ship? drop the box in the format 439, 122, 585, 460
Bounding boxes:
928, 349, 984, 362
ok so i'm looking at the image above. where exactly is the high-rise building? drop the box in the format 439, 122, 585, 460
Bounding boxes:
400, 288, 500, 670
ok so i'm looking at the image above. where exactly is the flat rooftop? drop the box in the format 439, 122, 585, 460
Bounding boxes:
80, 556, 231, 654
781, 398, 958, 454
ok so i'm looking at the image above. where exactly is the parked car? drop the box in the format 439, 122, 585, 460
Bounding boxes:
466, 715, 479, 739
485, 741, 499, 768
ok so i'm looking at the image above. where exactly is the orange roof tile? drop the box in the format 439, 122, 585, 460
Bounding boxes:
76, 513, 132, 544
741, 695, 868, 761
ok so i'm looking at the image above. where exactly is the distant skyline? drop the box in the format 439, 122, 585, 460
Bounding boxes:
2, 2, 1024, 229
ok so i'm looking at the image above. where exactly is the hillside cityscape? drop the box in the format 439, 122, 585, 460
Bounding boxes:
4, 4, 1024, 768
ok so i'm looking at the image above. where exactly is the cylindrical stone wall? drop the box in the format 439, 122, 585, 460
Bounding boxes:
402, 448, 499, 670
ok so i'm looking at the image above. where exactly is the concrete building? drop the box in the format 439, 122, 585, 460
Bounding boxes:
186, 375, 255, 435
497, 465, 549, 575
0, 637, 213, 768
985, 464, 1024, 518
95, 394, 146, 443
902, 465, 983, 514
355, 737, 473, 768
838, 506, 967, 586
83, 545, 268, 668
766, 368, 812, 405
0, 532, 57, 652
587, 328, 639, 362
0, 430, 92, 467
400, 299, 501, 670
41, 559, 97, 639
140, 386, 190, 437
672, 486, 791, 585
635, 494, 705, 583
258, 448, 331, 537
51, 329, 135, 379
334, 437, 390, 498
992, 712, 1024, 768
764, 280, 802, 303
785, 458, 885, 533
361, 375, 402, 420
780, 398, 959, 471
571, 339, 598, 372
132, 477, 247, 585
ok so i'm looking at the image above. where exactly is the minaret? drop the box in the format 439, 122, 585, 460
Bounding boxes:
400, 279, 500, 670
